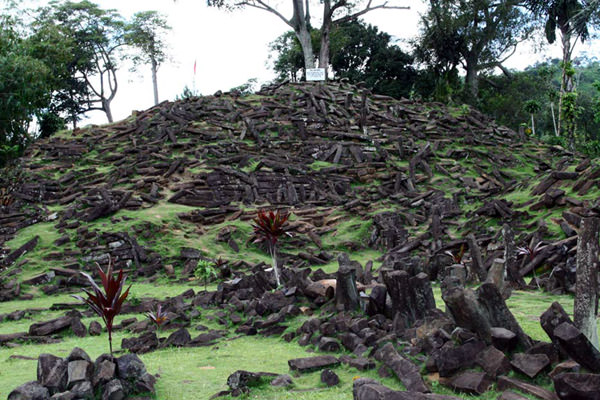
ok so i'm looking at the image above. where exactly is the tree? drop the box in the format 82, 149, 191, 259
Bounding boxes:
207, 0, 408, 74
35, 1, 127, 123
415, 0, 533, 102
270, 21, 416, 98
0, 15, 51, 152
126, 11, 171, 106
524, 0, 599, 139
524, 99, 542, 136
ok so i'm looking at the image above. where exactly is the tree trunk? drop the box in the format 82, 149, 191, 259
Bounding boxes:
464, 60, 479, 101
557, 26, 574, 138
151, 59, 159, 106
550, 102, 558, 137
574, 217, 600, 349
318, 0, 332, 74
102, 99, 114, 123
296, 28, 314, 71
531, 114, 536, 137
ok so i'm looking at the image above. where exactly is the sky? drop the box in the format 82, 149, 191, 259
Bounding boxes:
19, 0, 600, 125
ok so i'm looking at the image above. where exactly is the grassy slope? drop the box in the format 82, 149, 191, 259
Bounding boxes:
0, 286, 576, 400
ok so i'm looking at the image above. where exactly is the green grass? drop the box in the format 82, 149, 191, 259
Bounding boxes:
0, 287, 579, 399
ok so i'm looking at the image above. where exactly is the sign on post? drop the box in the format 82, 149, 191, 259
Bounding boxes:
306, 68, 326, 81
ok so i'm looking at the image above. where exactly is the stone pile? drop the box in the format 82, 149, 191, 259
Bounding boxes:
8, 348, 155, 400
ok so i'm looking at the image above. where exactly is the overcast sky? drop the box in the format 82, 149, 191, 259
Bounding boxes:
21, 0, 599, 125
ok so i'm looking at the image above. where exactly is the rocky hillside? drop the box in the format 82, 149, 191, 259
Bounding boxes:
0, 81, 596, 298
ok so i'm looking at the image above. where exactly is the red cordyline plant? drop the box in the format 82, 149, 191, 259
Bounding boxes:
147, 304, 168, 336
517, 241, 545, 262
73, 261, 130, 357
252, 209, 292, 287
444, 244, 466, 264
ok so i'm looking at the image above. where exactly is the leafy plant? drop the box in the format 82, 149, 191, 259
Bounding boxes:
517, 241, 545, 262
73, 261, 130, 357
195, 259, 218, 291
251, 210, 292, 287
147, 304, 168, 336
444, 244, 465, 264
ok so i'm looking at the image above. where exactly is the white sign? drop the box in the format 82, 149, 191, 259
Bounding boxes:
306, 68, 326, 81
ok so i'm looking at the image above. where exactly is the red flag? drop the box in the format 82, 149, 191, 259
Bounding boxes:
193, 60, 197, 75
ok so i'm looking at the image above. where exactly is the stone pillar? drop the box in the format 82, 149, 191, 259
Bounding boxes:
574, 216, 600, 349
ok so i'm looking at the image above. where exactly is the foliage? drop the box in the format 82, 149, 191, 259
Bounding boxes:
444, 244, 465, 264
270, 21, 416, 99
0, 16, 51, 150
195, 259, 218, 291
517, 242, 545, 261
126, 10, 171, 105
524, 100, 542, 115
34, 0, 127, 123
147, 304, 168, 334
177, 85, 202, 100
229, 78, 258, 96
73, 261, 131, 356
38, 112, 66, 139
251, 210, 292, 287
414, 0, 534, 102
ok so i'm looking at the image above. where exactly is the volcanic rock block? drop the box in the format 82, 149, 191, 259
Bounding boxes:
475, 346, 511, 377
67, 360, 93, 388
321, 369, 340, 386
497, 376, 559, 400
335, 258, 360, 312
446, 371, 493, 395
288, 356, 340, 373
102, 379, 125, 400
227, 370, 277, 390
554, 322, 600, 372
29, 315, 73, 336
163, 328, 191, 347
511, 353, 550, 379
37, 353, 68, 392
70, 381, 93, 398
116, 354, 147, 381
553, 372, 600, 400
433, 340, 486, 377
93, 360, 116, 387
574, 217, 600, 349
491, 327, 518, 351
88, 321, 102, 336
7, 381, 49, 400
70, 317, 86, 338
383, 270, 436, 330
374, 342, 429, 393
340, 355, 376, 371
540, 302, 573, 349
121, 332, 159, 354
498, 392, 530, 400
270, 374, 293, 387
549, 361, 581, 379
318, 337, 341, 352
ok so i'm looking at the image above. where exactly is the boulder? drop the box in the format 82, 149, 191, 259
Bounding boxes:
475, 346, 511, 377
374, 342, 429, 393
102, 379, 125, 400
37, 354, 67, 393
446, 371, 493, 395
288, 356, 340, 373
511, 353, 550, 379
321, 369, 339, 386
553, 372, 600, 400
8, 381, 50, 400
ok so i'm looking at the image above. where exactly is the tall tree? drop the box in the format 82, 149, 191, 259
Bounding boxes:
415, 0, 533, 102
207, 0, 407, 74
270, 21, 416, 98
524, 0, 599, 141
0, 15, 51, 150
126, 11, 171, 106
35, 1, 127, 123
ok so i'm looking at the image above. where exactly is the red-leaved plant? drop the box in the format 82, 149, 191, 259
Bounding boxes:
252, 210, 292, 287
147, 304, 168, 336
73, 261, 130, 357
517, 241, 545, 262
444, 244, 466, 264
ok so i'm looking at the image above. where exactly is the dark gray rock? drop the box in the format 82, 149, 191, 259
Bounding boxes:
553, 372, 600, 400
37, 354, 67, 393
447, 371, 493, 395
8, 381, 50, 400
270, 374, 293, 387
102, 379, 125, 400
88, 321, 102, 336
318, 337, 341, 352
497, 376, 559, 400
67, 360, 93, 388
288, 356, 340, 373
374, 342, 429, 393
49, 392, 75, 400
66, 348, 90, 363
433, 340, 486, 377
93, 359, 116, 387
491, 327, 518, 351
321, 369, 339, 387
511, 353, 550, 379
163, 328, 191, 347
121, 332, 159, 354
69, 381, 93, 398
116, 353, 147, 381
475, 346, 511, 377
70, 317, 87, 338
554, 322, 600, 372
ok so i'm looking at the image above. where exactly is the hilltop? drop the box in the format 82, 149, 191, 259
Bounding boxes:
0, 82, 598, 400
0, 81, 593, 293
